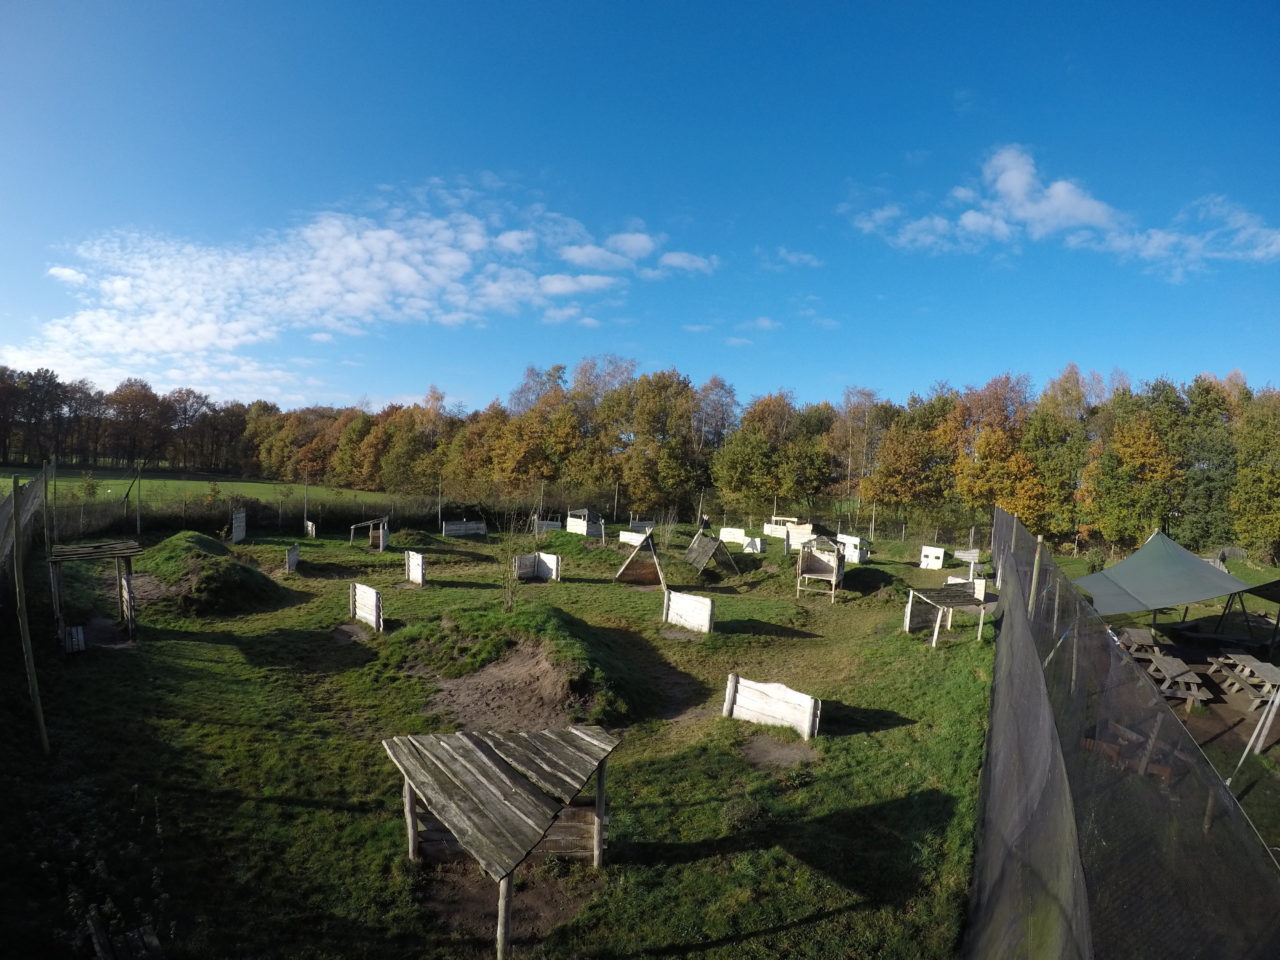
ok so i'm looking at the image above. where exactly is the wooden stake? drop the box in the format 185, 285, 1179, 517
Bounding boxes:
13, 477, 50, 755
593, 759, 607, 868
931, 607, 944, 648
403, 778, 420, 860
1027, 534, 1044, 618
496, 873, 513, 960
723, 673, 739, 716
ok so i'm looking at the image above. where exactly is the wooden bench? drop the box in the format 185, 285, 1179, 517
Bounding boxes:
65, 625, 85, 654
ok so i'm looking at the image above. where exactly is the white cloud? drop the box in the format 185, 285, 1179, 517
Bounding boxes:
738, 316, 780, 330
682, 324, 711, 333
494, 229, 536, 254
659, 251, 718, 273
775, 246, 824, 268
309, 332, 334, 342
605, 232, 658, 259
559, 244, 633, 270
851, 144, 1280, 279
538, 273, 619, 295
47, 266, 86, 284
542, 304, 580, 324
578, 316, 600, 328
725, 337, 753, 347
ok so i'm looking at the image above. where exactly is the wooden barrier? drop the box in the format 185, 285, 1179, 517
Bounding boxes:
628, 519, 655, 533
722, 674, 821, 740
442, 519, 487, 537
920, 545, 945, 570
661, 590, 714, 633
533, 520, 562, 533
785, 530, 817, 554
743, 537, 764, 553
304, 520, 317, 538
567, 516, 603, 537
618, 530, 647, 546
796, 539, 845, 603
350, 582, 383, 631
954, 547, 980, 578
718, 527, 747, 545
763, 522, 789, 538
514, 552, 561, 582
405, 550, 425, 585
838, 534, 869, 563
231, 509, 246, 544
285, 543, 300, 573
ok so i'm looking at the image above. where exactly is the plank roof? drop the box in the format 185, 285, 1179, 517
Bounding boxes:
616, 534, 666, 587
382, 725, 619, 880
50, 540, 144, 563
683, 531, 738, 574
911, 584, 986, 608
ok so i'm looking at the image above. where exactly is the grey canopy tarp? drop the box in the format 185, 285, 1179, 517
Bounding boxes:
1073, 530, 1253, 616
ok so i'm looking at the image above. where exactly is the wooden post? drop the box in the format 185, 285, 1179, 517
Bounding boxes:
723, 673, 739, 716
403, 778, 420, 860
869, 501, 876, 541
593, 759, 607, 868
903, 590, 914, 631
115, 556, 124, 620
1201, 786, 1217, 834
1027, 535, 1044, 618
976, 603, 986, 642
13, 477, 50, 755
437, 477, 443, 533
931, 607, 944, 648
612, 482, 619, 521
496, 873, 514, 960
1137, 713, 1163, 778
968, 525, 975, 550
136, 474, 142, 536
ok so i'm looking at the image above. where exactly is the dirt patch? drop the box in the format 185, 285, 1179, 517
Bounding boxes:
83, 615, 129, 648
122, 572, 174, 604
741, 733, 817, 771
420, 858, 599, 956
659, 626, 705, 642
332, 623, 369, 645
429, 643, 573, 730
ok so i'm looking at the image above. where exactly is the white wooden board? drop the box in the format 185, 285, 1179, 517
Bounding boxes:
514, 552, 561, 581
405, 550, 425, 585
628, 520, 655, 532
763, 523, 789, 538
723, 674, 820, 740
533, 520, 562, 533
567, 516, 603, 537
661, 590, 714, 633
920, 545, 945, 569
285, 543, 300, 573
350, 582, 383, 631
304, 520, 317, 538
786, 531, 817, 554
718, 527, 747, 545
442, 519, 487, 537
619, 530, 647, 546
743, 537, 764, 553
231, 509, 246, 544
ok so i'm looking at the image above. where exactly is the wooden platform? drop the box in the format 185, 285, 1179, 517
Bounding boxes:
50, 541, 144, 562
382, 726, 619, 880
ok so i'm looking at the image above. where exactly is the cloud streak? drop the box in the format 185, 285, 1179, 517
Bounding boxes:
850, 144, 1280, 280
9, 183, 716, 398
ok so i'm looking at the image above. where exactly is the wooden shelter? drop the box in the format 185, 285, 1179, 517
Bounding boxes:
48, 541, 144, 649
349, 516, 389, 552
684, 530, 739, 575
796, 536, 845, 603
615, 533, 666, 588
383, 726, 619, 959
903, 581, 989, 647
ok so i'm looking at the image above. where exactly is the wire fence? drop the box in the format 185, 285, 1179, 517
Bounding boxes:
966, 508, 1280, 958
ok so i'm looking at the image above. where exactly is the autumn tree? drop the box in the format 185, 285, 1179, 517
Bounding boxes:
1077, 409, 1183, 547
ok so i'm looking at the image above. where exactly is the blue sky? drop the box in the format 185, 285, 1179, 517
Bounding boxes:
2, 0, 1278, 411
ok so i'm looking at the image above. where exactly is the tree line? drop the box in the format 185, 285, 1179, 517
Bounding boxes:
2, 358, 1277, 558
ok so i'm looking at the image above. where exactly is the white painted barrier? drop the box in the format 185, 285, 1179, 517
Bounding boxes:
533, 520, 562, 533
304, 520, 317, 538
718, 527, 747, 545
785, 531, 817, 554
946, 575, 988, 600
722, 674, 821, 740
846, 545, 869, 564
514, 552, 561, 582
763, 523, 789, 538
405, 550, 425, 585
920, 546, 945, 570
285, 543, 300, 573
743, 537, 764, 553
661, 590, 714, 633
770, 516, 799, 525
629, 520, 655, 532
442, 520, 487, 537
231, 509, 246, 544
836, 533, 861, 550
954, 547, 980, 579
567, 516, 603, 537
350, 582, 383, 631
619, 530, 647, 546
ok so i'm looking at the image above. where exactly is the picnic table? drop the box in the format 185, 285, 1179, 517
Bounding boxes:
1210, 650, 1280, 710
1115, 627, 1162, 660
1146, 653, 1211, 714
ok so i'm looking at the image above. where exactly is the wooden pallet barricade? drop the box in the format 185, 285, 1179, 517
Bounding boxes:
442, 519, 487, 537
230, 509, 246, 544
661, 589, 714, 633
350, 582, 383, 632
723, 674, 821, 740
514, 552, 561, 582
285, 543, 300, 573
405, 550, 425, 585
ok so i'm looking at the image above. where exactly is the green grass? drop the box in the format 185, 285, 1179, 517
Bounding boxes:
135, 531, 287, 615
1, 525, 994, 958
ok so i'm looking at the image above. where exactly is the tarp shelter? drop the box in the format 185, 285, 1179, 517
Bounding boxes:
1074, 531, 1252, 616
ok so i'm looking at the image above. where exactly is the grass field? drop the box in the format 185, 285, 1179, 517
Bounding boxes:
0, 522, 995, 959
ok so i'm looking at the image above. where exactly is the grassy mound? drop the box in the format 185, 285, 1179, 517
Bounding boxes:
387, 528, 433, 550
137, 531, 285, 614
387, 602, 628, 723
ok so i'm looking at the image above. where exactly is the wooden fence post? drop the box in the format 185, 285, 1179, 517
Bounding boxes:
1027, 535, 1044, 618
723, 673, 739, 716
594, 759, 607, 868
403, 778, 420, 860
496, 873, 514, 960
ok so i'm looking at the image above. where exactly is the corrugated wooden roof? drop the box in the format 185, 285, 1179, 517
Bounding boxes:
382, 725, 619, 880
50, 541, 144, 562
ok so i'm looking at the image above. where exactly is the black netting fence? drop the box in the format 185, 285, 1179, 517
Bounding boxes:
966, 508, 1280, 959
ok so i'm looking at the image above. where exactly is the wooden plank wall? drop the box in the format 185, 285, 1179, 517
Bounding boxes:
285, 543, 300, 573
442, 520, 487, 537
350, 582, 383, 631
719, 527, 747, 544
723, 673, 821, 740
618, 530, 647, 546
304, 520, 317, 538
405, 550, 425, 585
662, 590, 714, 633
231, 509, 246, 544
533, 520, 562, 533
920, 546, 945, 569
567, 517, 603, 537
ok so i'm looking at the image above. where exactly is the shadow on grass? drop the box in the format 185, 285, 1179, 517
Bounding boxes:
842, 565, 896, 594
714, 618, 818, 639
437, 580, 501, 591
429, 546, 495, 563
183, 626, 377, 673
819, 699, 916, 736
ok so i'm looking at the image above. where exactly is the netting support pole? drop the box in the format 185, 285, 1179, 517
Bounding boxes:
1026, 535, 1044, 619
1202, 786, 1217, 834
1138, 713, 1164, 778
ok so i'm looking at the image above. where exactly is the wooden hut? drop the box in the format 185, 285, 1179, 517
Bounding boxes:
349, 516, 390, 552
795, 536, 845, 603
48, 541, 144, 650
383, 726, 619, 959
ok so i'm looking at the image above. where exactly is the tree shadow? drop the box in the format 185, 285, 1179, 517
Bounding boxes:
819, 700, 916, 737
183, 626, 378, 673
841, 565, 896, 594
429, 546, 495, 564
715, 619, 819, 639
437, 580, 500, 591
